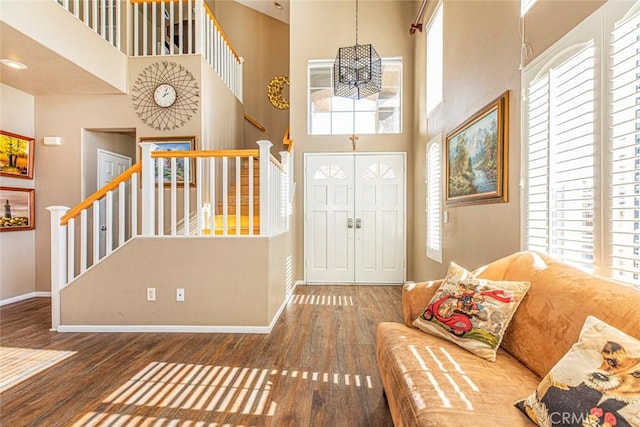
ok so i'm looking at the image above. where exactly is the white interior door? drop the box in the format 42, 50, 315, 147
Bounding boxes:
305, 153, 405, 284
97, 149, 131, 257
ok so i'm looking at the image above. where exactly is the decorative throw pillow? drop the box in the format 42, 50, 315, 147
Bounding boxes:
515, 316, 640, 427
413, 262, 530, 362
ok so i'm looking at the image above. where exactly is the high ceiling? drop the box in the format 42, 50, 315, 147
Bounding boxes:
234, 0, 290, 24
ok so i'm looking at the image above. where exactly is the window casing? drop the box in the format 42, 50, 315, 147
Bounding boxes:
522, 1, 640, 289
426, 1, 443, 115
307, 58, 402, 135
427, 135, 442, 262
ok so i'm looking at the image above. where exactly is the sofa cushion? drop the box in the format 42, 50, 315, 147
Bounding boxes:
377, 322, 539, 426
474, 252, 640, 378
412, 265, 529, 362
515, 316, 640, 427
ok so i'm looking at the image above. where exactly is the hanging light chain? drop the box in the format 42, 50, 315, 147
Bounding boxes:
355, 0, 359, 46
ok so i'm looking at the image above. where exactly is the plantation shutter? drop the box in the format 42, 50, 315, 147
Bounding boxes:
609, 9, 640, 286
524, 43, 598, 272
427, 137, 442, 262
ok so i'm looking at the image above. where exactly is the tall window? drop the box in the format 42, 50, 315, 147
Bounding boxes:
426, 1, 443, 115
308, 58, 402, 135
521, 0, 539, 16
523, 1, 640, 288
427, 135, 442, 262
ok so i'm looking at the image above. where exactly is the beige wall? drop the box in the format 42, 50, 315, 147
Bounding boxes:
213, 0, 290, 150
290, 0, 416, 281
0, 84, 36, 301
412, 0, 611, 280
61, 235, 290, 327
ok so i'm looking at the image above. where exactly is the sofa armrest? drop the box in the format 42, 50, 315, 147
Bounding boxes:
402, 280, 443, 327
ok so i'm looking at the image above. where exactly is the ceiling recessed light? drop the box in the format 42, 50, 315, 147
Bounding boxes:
273, 2, 283, 10
0, 59, 28, 70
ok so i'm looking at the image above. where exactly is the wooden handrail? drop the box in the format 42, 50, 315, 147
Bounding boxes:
283, 126, 294, 153
203, 3, 241, 63
61, 162, 142, 226
151, 149, 260, 159
244, 114, 266, 132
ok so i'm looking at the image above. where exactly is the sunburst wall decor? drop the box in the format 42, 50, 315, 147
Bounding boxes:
131, 61, 200, 131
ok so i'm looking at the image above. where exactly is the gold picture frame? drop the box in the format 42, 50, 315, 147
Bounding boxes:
139, 136, 196, 187
0, 130, 35, 179
446, 91, 509, 207
0, 187, 35, 231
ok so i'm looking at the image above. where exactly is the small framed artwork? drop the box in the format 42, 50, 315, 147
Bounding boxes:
0, 130, 35, 179
140, 136, 196, 186
0, 187, 35, 231
446, 91, 509, 207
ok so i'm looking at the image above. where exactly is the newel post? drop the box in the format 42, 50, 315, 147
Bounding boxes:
47, 206, 69, 331
280, 150, 291, 230
258, 140, 272, 236
140, 142, 157, 236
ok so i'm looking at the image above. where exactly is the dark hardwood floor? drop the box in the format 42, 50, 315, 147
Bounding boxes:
0, 285, 402, 427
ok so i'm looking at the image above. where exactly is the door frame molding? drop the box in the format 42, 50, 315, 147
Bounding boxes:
303, 152, 407, 285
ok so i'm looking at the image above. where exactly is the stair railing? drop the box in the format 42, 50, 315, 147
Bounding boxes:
56, 0, 122, 49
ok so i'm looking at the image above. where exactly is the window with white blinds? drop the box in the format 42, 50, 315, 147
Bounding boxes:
522, 1, 640, 289
426, 1, 443, 115
427, 135, 442, 262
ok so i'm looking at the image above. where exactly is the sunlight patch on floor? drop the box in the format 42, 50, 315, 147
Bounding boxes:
72, 412, 251, 427
0, 347, 77, 393
290, 294, 354, 306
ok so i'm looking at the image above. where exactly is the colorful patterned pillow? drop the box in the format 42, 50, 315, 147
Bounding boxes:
413, 262, 530, 362
515, 316, 640, 427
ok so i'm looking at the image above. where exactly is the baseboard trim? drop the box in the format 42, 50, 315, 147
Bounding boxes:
0, 292, 51, 307
56, 282, 303, 334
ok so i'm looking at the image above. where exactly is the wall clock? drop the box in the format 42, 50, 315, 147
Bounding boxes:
267, 75, 290, 110
131, 61, 200, 131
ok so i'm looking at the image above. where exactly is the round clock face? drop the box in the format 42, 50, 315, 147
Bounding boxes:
153, 83, 177, 107
131, 61, 200, 131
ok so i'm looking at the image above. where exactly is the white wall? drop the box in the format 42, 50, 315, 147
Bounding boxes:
0, 83, 36, 302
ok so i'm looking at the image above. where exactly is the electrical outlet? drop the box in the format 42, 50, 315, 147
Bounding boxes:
147, 287, 156, 302
176, 288, 185, 302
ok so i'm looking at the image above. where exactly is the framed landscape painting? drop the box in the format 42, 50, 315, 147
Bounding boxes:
0, 187, 35, 231
446, 91, 509, 206
0, 130, 35, 179
139, 136, 196, 186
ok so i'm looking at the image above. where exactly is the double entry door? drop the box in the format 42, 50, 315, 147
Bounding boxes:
305, 153, 405, 284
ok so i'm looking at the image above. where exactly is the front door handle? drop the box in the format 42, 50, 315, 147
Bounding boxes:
355, 218, 362, 229
347, 218, 354, 228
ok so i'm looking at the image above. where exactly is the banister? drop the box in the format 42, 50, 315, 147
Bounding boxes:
244, 114, 267, 132
203, 3, 241, 63
61, 162, 142, 226
151, 149, 260, 159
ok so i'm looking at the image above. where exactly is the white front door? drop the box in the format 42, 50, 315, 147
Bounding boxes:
305, 153, 405, 284
97, 149, 131, 257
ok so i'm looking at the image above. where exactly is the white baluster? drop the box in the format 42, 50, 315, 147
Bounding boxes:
83, 0, 88, 24
235, 156, 241, 235
188, 0, 193, 54
134, 2, 139, 56
92, 200, 99, 264
178, 0, 183, 54
248, 156, 254, 235
140, 142, 157, 236
92, 0, 98, 35
195, 0, 203, 55
196, 157, 203, 236
100, 0, 105, 40
74, 0, 79, 18
160, 1, 166, 55
158, 158, 164, 235
118, 181, 125, 246
209, 157, 215, 236
152, 2, 157, 55
183, 156, 190, 236
108, 0, 113, 44
67, 217, 75, 281
143, 2, 148, 56
80, 209, 87, 273
131, 172, 138, 237
106, 190, 113, 254
171, 157, 177, 236
169, 1, 175, 55
47, 206, 69, 331
281, 150, 291, 230
258, 140, 272, 236
222, 156, 228, 235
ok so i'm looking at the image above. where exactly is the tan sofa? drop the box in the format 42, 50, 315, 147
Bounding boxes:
376, 251, 640, 426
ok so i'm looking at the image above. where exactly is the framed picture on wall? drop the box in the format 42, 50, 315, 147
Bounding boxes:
445, 91, 509, 207
0, 130, 35, 179
139, 136, 196, 186
0, 187, 35, 231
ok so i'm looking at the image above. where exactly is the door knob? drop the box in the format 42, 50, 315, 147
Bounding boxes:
347, 218, 354, 228
100, 226, 107, 231
355, 218, 362, 229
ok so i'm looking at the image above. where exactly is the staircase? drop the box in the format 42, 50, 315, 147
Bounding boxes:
214, 157, 261, 235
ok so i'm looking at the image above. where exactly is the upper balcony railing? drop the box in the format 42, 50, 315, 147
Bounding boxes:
56, 0, 243, 101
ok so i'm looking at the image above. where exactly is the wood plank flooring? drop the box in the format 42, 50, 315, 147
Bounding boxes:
0, 285, 402, 427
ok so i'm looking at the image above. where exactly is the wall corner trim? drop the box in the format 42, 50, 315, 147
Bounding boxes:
0, 292, 51, 307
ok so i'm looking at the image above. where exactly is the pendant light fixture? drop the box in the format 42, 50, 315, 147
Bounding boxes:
333, 0, 382, 99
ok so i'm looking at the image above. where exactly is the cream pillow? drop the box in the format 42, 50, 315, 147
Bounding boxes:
413, 262, 530, 362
